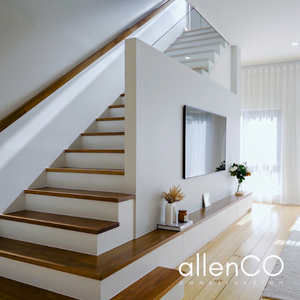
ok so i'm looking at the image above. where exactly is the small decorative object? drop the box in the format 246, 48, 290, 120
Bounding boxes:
178, 210, 188, 223
203, 192, 211, 208
157, 220, 193, 232
229, 162, 251, 196
216, 160, 226, 172
163, 185, 185, 225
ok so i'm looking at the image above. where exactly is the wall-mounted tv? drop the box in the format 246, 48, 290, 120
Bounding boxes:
183, 105, 226, 179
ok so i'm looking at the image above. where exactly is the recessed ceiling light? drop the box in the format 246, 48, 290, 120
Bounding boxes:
292, 42, 298, 46
185, 56, 190, 59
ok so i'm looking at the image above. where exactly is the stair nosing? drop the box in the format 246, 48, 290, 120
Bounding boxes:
169, 49, 216, 58
96, 117, 125, 121
65, 149, 124, 153
179, 57, 214, 64
81, 132, 125, 136
0, 275, 77, 299
173, 36, 223, 46
165, 42, 223, 53
109, 104, 125, 109
46, 167, 125, 175
0, 211, 119, 234
25, 188, 135, 203
182, 27, 213, 34
178, 31, 218, 40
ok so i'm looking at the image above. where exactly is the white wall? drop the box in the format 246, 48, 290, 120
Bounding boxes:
125, 38, 241, 237
0, 0, 169, 120
0, 0, 189, 214
209, 46, 232, 91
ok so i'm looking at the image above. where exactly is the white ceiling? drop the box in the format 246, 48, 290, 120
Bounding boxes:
188, 0, 300, 66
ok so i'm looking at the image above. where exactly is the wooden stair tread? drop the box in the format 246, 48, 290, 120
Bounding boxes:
25, 187, 135, 203
0, 229, 177, 281
65, 149, 124, 153
46, 167, 124, 175
0, 276, 76, 300
0, 193, 252, 282
111, 267, 183, 300
96, 117, 125, 121
0, 211, 119, 234
81, 132, 125, 136
109, 104, 125, 109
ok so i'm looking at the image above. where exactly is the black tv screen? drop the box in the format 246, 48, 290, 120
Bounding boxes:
183, 105, 226, 179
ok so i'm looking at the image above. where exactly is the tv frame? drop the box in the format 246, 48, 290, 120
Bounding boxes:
183, 105, 227, 179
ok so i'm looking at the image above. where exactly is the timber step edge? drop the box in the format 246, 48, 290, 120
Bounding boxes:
46, 167, 124, 175
0, 193, 252, 282
111, 266, 183, 300
96, 117, 125, 121
25, 187, 135, 203
81, 132, 125, 136
65, 149, 124, 153
0, 276, 76, 300
0, 210, 119, 234
109, 104, 125, 109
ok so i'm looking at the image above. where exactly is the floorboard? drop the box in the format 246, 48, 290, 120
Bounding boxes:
179, 203, 300, 300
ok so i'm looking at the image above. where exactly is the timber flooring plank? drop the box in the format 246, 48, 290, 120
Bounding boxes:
25, 187, 135, 202
111, 266, 183, 300
46, 167, 124, 175
180, 203, 300, 300
0, 276, 76, 300
0, 210, 119, 234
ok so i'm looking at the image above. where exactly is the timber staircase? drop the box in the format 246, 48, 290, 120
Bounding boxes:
0, 93, 183, 300
164, 26, 229, 76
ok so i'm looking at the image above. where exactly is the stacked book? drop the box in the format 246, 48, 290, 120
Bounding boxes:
157, 220, 193, 232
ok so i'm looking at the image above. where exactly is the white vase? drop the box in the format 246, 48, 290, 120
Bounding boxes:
165, 202, 177, 225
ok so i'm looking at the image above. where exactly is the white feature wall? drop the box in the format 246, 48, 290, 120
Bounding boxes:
125, 38, 241, 237
0, 0, 169, 120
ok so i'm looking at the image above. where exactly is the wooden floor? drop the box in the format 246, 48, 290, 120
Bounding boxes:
178, 203, 300, 300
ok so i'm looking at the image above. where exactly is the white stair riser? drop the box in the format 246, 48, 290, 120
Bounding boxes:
161, 282, 184, 300
170, 37, 226, 49
0, 257, 100, 300
165, 43, 224, 56
65, 152, 124, 169
108, 107, 125, 117
181, 59, 214, 73
170, 51, 219, 63
47, 172, 126, 192
82, 135, 125, 149
96, 120, 125, 132
195, 69, 209, 77
0, 200, 134, 255
101, 235, 184, 300
182, 27, 213, 36
0, 219, 97, 255
177, 31, 220, 42
25, 193, 120, 221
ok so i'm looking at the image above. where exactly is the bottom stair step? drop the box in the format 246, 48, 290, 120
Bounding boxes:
111, 266, 183, 300
0, 275, 76, 300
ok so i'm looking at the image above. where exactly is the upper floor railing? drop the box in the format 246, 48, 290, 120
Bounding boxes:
0, 0, 228, 132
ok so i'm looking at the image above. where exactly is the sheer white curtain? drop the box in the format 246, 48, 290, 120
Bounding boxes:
241, 64, 300, 204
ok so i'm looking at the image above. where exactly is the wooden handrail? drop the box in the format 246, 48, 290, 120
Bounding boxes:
0, 0, 175, 133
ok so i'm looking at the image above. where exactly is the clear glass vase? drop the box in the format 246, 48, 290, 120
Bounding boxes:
235, 182, 244, 196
